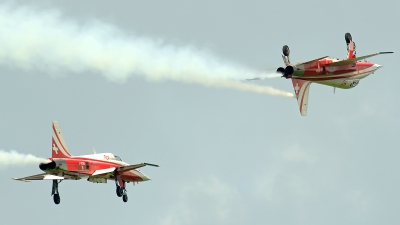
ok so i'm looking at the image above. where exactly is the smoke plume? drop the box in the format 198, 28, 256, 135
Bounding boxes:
0, 4, 294, 98
0, 149, 46, 167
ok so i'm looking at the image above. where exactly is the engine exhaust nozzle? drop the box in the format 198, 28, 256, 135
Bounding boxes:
39, 160, 56, 171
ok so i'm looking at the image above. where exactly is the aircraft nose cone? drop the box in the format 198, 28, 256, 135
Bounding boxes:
375, 64, 382, 69
141, 173, 151, 181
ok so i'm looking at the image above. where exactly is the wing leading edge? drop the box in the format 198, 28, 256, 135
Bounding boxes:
91, 163, 160, 177
13, 173, 65, 181
118, 163, 159, 174
327, 52, 394, 66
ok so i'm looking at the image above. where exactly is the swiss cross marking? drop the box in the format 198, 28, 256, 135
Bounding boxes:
294, 83, 300, 95
52, 144, 59, 154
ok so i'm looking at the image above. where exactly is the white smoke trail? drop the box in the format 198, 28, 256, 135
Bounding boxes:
0, 149, 46, 167
0, 4, 294, 98
265, 73, 283, 78
246, 72, 283, 80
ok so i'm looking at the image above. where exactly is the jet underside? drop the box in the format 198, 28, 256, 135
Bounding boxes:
269, 33, 393, 116
292, 61, 380, 89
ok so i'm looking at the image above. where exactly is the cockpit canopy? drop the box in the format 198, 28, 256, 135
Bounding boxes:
114, 155, 122, 161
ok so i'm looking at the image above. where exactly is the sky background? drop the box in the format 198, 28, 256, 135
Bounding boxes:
0, 1, 399, 225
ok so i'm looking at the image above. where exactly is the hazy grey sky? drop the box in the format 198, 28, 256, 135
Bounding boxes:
0, 1, 399, 225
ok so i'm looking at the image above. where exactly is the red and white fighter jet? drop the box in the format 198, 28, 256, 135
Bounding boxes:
13, 121, 159, 204
252, 33, 393, 116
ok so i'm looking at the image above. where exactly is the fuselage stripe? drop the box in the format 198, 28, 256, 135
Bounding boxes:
298, 70, 374, 82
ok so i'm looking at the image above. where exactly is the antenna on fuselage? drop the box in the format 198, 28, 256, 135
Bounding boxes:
93, 147, 97, 154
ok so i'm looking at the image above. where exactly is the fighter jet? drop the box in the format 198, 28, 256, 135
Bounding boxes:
13, 121, 158, 204
249, 33, 393, 116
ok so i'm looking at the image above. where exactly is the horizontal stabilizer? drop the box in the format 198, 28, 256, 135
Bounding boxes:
43, 175, 65, 180
328, 52, 394, 66
13, 173, 65, 181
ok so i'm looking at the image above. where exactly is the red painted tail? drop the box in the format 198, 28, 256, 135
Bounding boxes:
292, 78, 312, 116
52, 121, 72, 158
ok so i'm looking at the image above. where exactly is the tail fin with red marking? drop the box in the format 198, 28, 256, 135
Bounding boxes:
52, 121, 72, 158
292, 79, 312, 116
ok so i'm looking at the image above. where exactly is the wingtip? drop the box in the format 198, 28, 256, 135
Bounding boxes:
144, 163, 160, 167
12, 178, 30, 182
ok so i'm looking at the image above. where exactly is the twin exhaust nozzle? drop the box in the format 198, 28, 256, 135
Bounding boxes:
277, 65, 293, 79
39, 160, 56, 171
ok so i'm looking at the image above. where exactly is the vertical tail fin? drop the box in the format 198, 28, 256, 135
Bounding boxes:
292, 78, 312, 116
52, 121, 72, 158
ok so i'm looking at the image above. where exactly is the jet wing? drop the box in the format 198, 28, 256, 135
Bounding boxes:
13, 173, 65, 182
91, 163, 159, 176
327, 52, 393, 66
296, 56, 329, 66
117, 163, 159, 173
92, 167, 116, 176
